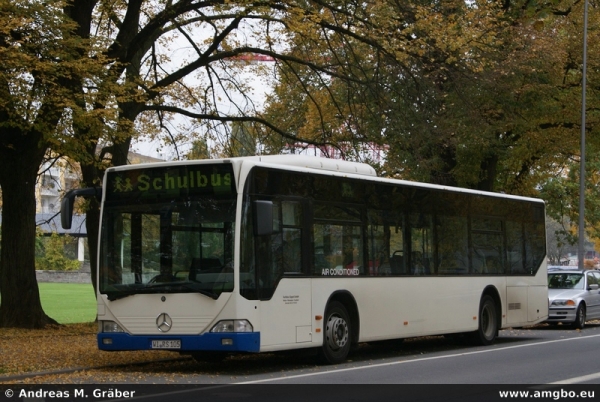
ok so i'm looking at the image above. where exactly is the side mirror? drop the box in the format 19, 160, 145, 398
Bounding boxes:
61, 196, 74, 229
61, 188, 102, 229
253, 200, 273, 236
588, 283, 599, 291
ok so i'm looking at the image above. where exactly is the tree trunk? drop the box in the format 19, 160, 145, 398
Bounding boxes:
0, 137, 57, 328
79, 143, 101, 298
80, 138, 133, 297
476, 154, 499, 192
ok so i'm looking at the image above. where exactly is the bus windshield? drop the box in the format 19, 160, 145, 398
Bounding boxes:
100, 197, 236, 300
99, 164, 236, 300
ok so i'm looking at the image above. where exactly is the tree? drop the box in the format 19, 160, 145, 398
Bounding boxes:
35, 232, 81, 271
260, 0, 512, 182
0, 0, 101, 327
186, 139, 211, 160
2, 0, 446, 328
261, 0, 599, 200
64, 0, 399, 302
2, 0, 597, 328
228, 121, 257, 157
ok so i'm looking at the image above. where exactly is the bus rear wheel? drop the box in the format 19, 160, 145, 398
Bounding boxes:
319, 301, 351, 364
471, 295, 498, 346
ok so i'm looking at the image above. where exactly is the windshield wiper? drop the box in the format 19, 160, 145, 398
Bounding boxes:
106, 291, 136, 301
146, 281, 219, 298
174, 282, 219, 299
106, 282, 218, 301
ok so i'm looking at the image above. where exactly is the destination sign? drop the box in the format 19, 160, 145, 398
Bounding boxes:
105, 164, 235, 201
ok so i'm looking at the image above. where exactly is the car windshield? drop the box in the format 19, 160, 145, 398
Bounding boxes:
548, 273, 584, 290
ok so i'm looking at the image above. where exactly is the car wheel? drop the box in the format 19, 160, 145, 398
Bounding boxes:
573, 304, 586, 330
470, 295, 498, 345
318, 301, 352, 364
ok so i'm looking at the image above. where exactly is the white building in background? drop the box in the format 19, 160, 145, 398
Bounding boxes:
35, 151, 164, 214
36, 160, 79, 214
33, 151, 164, 264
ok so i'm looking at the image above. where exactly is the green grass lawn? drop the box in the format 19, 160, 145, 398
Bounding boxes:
38, 282, 97, 324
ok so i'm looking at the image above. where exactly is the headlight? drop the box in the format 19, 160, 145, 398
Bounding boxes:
210, 319, 253, 333
550, 299, 576, 307
101, 320, 125, 333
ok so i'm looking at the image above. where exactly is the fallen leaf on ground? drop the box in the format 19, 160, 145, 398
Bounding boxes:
0, 323, 179, 378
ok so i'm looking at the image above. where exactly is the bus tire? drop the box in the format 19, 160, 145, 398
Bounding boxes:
318, 301, 352, 364
471, 295, 498, 346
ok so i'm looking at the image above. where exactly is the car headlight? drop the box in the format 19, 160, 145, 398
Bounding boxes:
550, 299, 576, 307
100, 320, 125, 333
210, 319, 253, 333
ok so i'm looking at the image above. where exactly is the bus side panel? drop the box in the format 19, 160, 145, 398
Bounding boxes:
528, 285, 548, 322
505, 268, 548, 326
506, 286, 528, 323
259, 278, 312, 349
310, 277, 506, 343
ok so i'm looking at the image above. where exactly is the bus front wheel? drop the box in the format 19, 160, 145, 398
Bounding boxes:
471, 295, 498, 346
319, 301, 352, 364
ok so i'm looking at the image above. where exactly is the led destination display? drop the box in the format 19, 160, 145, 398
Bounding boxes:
105, 164, 235, 201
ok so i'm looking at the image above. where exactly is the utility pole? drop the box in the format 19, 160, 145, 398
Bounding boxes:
578, 0, 589, 270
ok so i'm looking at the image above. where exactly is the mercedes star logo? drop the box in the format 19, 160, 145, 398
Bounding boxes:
156, 313, 172, 332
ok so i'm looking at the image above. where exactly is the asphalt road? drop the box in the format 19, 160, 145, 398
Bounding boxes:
3, 324, 600, 401
71, 322, 600, 384
247, 326, 600, 384
128, 323, 600, 401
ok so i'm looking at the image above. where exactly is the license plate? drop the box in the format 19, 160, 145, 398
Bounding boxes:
151, 340, 181, 349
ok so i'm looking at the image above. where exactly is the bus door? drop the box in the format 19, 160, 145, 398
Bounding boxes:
255, 199, 313, 347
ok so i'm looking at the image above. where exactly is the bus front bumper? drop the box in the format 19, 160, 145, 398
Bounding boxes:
97, 332, 260, 352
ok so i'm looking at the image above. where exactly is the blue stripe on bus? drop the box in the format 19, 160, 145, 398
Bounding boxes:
97, 332, 260, 352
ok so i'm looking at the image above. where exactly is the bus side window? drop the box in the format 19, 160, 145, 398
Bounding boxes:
390, 251, 405, 275
409, 213, 433, 275
281, 201, 303, 273
367, 210, 404, 276
506, 220, 525, 274
313, 203, 363, 276
437, 215, 469, 275
471, 217, 505, 275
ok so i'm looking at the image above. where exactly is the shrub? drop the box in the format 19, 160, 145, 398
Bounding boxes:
35, 232, 81, 271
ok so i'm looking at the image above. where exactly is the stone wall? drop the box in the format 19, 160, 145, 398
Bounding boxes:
36, 270, 92, 284
36, 261, 92, 284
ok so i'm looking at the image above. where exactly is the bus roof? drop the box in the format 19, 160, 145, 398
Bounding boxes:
244, 155, 377, 176
105, 155, 543, 204
106, 154, 377, 176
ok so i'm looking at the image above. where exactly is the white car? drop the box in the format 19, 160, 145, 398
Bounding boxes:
547, 269, 600, 329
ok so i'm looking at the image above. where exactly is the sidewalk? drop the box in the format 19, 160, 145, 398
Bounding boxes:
0, 323, 181, 382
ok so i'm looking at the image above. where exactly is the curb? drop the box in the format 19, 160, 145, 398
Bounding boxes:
0, 357, 189, 382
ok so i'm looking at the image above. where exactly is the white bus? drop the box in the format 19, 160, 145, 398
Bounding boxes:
61, 155, 548, 364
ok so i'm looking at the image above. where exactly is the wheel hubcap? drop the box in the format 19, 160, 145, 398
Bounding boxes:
326, 315, 349, 350
482, 305, 494, 339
